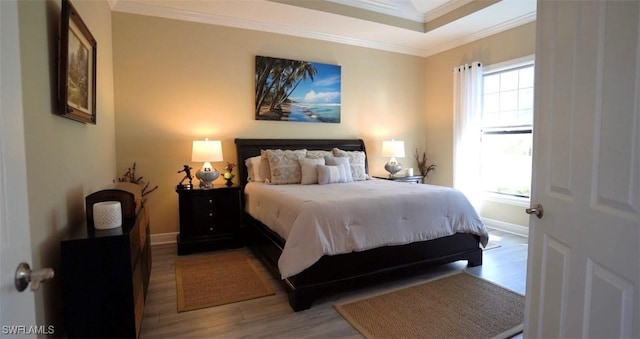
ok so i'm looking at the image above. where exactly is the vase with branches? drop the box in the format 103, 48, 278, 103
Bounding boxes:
414, 149, 437, 180
116, 162, 158, 197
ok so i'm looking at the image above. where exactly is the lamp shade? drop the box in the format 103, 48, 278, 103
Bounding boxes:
381, 140, 405, 158
192, 139, 223, 162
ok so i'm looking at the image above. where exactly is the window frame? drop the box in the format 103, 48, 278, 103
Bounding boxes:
480, 55, 535, 205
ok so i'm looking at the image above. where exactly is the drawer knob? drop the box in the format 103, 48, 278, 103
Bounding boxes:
209, 227, 214, 231
208, 199, 213, 203
209, 213, 213, 217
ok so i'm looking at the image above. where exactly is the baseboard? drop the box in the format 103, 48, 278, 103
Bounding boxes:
151, 232, 178, 245
481, 217, 529, 237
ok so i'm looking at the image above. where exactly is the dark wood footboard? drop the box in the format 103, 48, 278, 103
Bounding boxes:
244, 213, 482, 311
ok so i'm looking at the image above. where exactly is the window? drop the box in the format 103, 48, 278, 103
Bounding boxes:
480, 60, 534, 199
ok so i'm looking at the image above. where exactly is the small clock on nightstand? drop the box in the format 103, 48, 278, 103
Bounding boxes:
176, 185, 243, 255
373, 175, 424, 184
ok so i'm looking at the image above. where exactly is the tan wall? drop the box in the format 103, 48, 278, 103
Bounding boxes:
424, 22, 536, 227
112, 13, 426, 235
18, 0, 115, 330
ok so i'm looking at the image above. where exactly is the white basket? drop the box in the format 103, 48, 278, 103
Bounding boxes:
93, 201, 122, 230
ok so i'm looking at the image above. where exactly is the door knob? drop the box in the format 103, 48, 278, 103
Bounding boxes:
525, 204, 544, 219
15, 262, 54, 292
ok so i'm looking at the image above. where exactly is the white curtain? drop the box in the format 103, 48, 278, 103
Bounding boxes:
452, 62, 483, 201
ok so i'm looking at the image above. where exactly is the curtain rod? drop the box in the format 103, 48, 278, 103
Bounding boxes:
455, 62, 482, 72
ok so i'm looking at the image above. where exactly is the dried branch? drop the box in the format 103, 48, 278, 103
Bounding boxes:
116, 162, 159, 197
414, 148, 437, 178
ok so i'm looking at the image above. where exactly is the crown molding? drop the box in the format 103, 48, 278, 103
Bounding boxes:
326, 0, 426, 23
271, 0, 425, 32
423, 11, 536, 57
424, 0, 474, 22
107, 0, 118, 10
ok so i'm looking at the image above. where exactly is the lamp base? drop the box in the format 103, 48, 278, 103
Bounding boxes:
384, 161, 403, 177
196, 168, 219, 188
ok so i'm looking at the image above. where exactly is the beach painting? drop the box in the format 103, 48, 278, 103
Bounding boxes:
255, 56, 341, 123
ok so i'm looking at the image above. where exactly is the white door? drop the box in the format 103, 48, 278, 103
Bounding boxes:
525, 0, 639, 338
0, 0, 37, 331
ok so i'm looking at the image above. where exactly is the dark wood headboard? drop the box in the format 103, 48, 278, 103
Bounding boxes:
234, 138, 367, 188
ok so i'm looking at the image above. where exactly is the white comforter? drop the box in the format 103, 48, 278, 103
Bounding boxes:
244, 180, 488, 278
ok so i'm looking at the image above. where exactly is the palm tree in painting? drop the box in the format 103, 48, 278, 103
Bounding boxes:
255, 56, 317, 119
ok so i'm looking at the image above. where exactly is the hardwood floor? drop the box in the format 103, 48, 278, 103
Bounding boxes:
140, 228, 528, 338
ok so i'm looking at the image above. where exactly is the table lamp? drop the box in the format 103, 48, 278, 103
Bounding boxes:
381, 139, 405, 177
192, 138, 223, 188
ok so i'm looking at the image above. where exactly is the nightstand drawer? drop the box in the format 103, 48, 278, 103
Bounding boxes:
190, 196, 217, 223
191, 196, 216, 210
192, 198, 235, 234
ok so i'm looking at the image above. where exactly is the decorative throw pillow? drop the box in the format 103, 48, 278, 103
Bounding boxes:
265, 149, 307, 184
332, 148, 367, 181
299, 158, 325, 184
306, 150, 332, 159
325, 156, 353, 182
317, 164, 347, 185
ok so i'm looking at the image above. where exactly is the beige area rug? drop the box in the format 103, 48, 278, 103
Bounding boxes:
335, 272, 524, 339
175, 251, 274, 312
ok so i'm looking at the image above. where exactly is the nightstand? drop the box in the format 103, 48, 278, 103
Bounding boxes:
176, 185, 243, 255
373, 175, 424, 184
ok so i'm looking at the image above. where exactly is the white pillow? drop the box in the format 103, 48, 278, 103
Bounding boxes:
265, 149, 307, 184
332, 148, 367, 181
325, 156, 353, 182
299, 158, 325, 184
259, 150, 272, 183
244, 156, 263, 182
317, 164, 347, 185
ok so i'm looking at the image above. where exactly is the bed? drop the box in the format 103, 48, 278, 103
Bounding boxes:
235, 138, 487, 311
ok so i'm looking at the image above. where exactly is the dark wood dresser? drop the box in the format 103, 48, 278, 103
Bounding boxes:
176, 186, 243, 255
60, 204, 151, 338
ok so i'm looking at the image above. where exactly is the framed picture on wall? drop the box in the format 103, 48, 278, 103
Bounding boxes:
255, 56, 341, 123
58, 0, 97, 124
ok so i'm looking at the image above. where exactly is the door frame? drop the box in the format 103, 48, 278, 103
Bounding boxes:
0, 0, 37, 329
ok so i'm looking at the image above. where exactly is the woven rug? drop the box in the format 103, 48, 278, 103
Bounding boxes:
335, 272, 524, 339
175, 251, 274, 312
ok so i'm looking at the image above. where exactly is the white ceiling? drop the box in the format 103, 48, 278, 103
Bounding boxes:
109, 0, 536, 57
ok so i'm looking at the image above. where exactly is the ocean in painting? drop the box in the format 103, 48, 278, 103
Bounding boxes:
287, 103, 341, 123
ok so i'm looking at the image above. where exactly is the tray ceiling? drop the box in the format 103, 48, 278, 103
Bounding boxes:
109, 0, 536, 57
